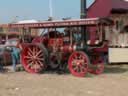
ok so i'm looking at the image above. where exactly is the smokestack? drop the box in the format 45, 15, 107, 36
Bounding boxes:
80, 0, 87, 43
81, 0, 87, 19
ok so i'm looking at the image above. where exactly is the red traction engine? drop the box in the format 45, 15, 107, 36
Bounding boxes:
10, 18, 112, 77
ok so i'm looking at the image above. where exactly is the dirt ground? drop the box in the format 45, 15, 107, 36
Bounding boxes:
0, 64, 128, 96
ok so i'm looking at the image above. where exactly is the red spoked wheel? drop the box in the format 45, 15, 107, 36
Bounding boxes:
89, 54, 104, 75
68, 51, 89, 77
21, 44, 47, 73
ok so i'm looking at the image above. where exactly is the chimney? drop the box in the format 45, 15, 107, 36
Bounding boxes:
81, 0, 87, 19
81, 0, 87, 43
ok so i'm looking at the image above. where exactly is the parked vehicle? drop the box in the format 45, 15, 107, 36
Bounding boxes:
0, 47, 12, 66
9, 18, 113, 77
0, 38, 20, 66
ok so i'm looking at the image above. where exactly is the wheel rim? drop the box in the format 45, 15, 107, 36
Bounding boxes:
68, 51, 88, 77
21, 44, 46, 73
95, 63, 104, 74
89, 54, 104, 75
95, 58, 104, 74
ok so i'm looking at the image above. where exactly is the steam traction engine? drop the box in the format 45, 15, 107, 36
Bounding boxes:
9, 18, 112, 77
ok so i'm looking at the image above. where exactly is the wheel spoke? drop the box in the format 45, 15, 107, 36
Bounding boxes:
68, 51, 89, 77
81, 62, 87, 67
33, 47, 36, 56
28, 48, 33, 55
80, 67, 86, 73
36, 57, 44, 61
27, 59, 33, 64
89, 54, 104, 75
24, 56, 33, 59
31, 62, 36, 70
26, 61, 33, 69
38, 54, 44, 58
73, 53, 78, 59
73, 66, 79, 72
27, 51, 33, 57
37, 60, 44, 67
79, 65, 87, 73
35, 61, 41, 69
35, 47, 38, 54
26, 64, 31, 69
72, 60, 77, 66
36, 50, 43, 57
78, 54, 82, 59
22, 44, 47, 73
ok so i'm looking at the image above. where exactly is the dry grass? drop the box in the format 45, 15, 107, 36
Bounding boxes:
0, 64, 128, 96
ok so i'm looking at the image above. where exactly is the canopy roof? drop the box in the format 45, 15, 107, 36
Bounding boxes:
8, 18, 113, 28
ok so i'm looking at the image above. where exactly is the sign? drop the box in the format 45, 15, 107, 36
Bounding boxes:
9, 18, 99, 28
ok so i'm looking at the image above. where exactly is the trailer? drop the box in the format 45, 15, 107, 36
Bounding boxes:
8, 17, 113, 77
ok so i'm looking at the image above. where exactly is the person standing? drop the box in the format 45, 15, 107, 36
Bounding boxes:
0, 55, 4, 72
11, 47, 20, 72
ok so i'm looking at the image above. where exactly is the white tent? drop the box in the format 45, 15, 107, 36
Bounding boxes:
17, 20, 39, 24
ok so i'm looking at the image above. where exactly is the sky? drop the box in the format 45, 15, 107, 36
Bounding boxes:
0, 0, 94, 23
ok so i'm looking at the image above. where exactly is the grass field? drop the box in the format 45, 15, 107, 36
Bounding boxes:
0, 64, 128, 96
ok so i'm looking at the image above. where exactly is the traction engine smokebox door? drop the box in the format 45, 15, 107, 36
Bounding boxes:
109, 48, 128, 63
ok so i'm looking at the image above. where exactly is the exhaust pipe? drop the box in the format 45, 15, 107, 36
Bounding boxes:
81, 0, 87, 45
81, 0, 87, 19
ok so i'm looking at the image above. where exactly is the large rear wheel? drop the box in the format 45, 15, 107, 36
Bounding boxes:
21, 44, 47, 73
68, 51, 89, 77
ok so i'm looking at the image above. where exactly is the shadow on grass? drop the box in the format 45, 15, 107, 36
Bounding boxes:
104, 65, 128, 74
4, 64, 128, 78
42, 68, 96, 78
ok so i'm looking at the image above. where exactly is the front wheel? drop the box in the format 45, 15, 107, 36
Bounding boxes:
68, 51, 89, 77
21, 44, 48, 73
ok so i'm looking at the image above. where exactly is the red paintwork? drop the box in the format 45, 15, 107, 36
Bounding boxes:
88, 63, 104, 75
32, 36, 48, 47
92, 41, 108, 53
19, 18, 110, 76
68, 51, 89, 77
112, 0, 128, 9
9, 18, 99, 28
88, 53, 104, 75
20, 43, 32, 50
0, 0, 119, 77
87, 0, 128, 51
87, 0, 128, 18
21, 44, 46, 73
88, 27, 97, 45
48, 38, 63, 47
87, 0, 111, 18
60, 45, 74, 53
5, 17, 112, 76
